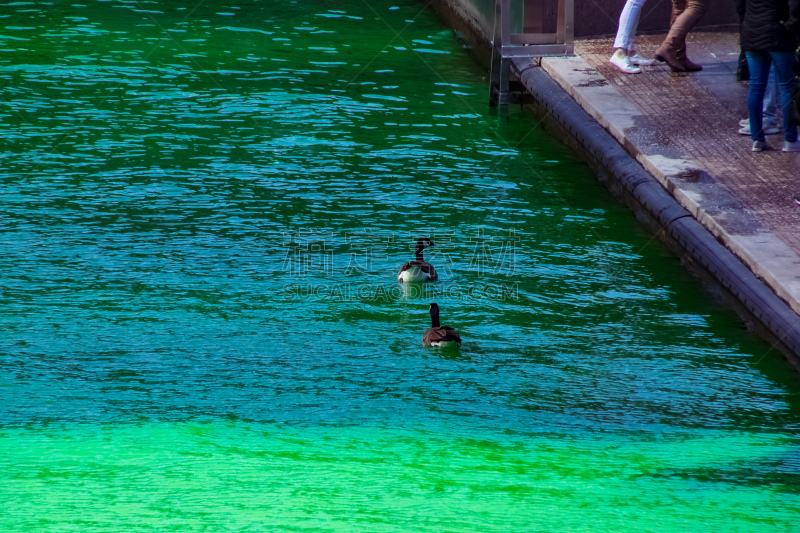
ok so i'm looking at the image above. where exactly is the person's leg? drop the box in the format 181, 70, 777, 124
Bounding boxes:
674, 0, 707, 71
613, 0, 646, 52
656, 0, 687, 71
746, 51, 771, 145
656, 0, 708, 72
610, 0, 647, 73
626, 0, 644, 54
762, 65, 779, 130
627, 0, 656, 65
769, 50, 799, 145
620, 0, 656, 65
679, 0, 709, 30
670, 0, 686, 26
740, 65, 780, 134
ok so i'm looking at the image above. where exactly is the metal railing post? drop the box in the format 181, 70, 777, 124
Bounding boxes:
489, 0, 574, 107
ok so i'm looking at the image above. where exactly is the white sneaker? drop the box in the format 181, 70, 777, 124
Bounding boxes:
740, 118, 749, 127
753, 140, 768, 152
739, 124, 780, 135
783, 140, 800, 152
629, 53, 654, 66
609, 54, 641, 74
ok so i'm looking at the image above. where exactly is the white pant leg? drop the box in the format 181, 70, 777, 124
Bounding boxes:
613, 0, 648, 52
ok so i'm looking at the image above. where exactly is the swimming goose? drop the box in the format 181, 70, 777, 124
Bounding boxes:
397, 238, 437, 282
422, 303, 462, 348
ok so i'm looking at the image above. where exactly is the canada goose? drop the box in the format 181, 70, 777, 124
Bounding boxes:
422, 303, 461, 348
397, 238, 437, 282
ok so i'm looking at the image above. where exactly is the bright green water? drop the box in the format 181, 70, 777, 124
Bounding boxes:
2, 1, 800, 531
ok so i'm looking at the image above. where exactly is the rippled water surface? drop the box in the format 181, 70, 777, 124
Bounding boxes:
2, 1, 800, 531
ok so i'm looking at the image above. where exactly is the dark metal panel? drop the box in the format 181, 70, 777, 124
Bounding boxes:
439, 0, 738, 39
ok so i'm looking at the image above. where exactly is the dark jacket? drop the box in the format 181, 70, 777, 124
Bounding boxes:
736, 0, 800, 51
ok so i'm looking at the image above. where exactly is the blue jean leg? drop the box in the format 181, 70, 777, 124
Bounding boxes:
768, 50, 799, 143
746, 52, 771, 142
762, 67, 779, 127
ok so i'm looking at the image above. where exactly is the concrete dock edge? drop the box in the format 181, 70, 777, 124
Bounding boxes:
514, 65, 800, 365
427, 0, 800, 367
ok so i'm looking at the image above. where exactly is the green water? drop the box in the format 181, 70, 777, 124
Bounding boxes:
2, 1, 799, 531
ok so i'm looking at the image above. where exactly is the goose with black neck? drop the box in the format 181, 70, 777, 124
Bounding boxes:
397, 238, 438, 283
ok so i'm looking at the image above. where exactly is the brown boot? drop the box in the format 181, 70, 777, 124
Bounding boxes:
655, 44, 687, 72
676, 46, 703, 71
684, 58, 702, 71
658, 0, 708, 73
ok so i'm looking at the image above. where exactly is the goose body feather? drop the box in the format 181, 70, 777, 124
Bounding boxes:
397, 261, 438, 282
422, 326, 462, 347
398, 238, 437, 283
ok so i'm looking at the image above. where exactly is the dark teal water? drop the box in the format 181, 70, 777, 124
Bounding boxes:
2, 1, 800, 531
